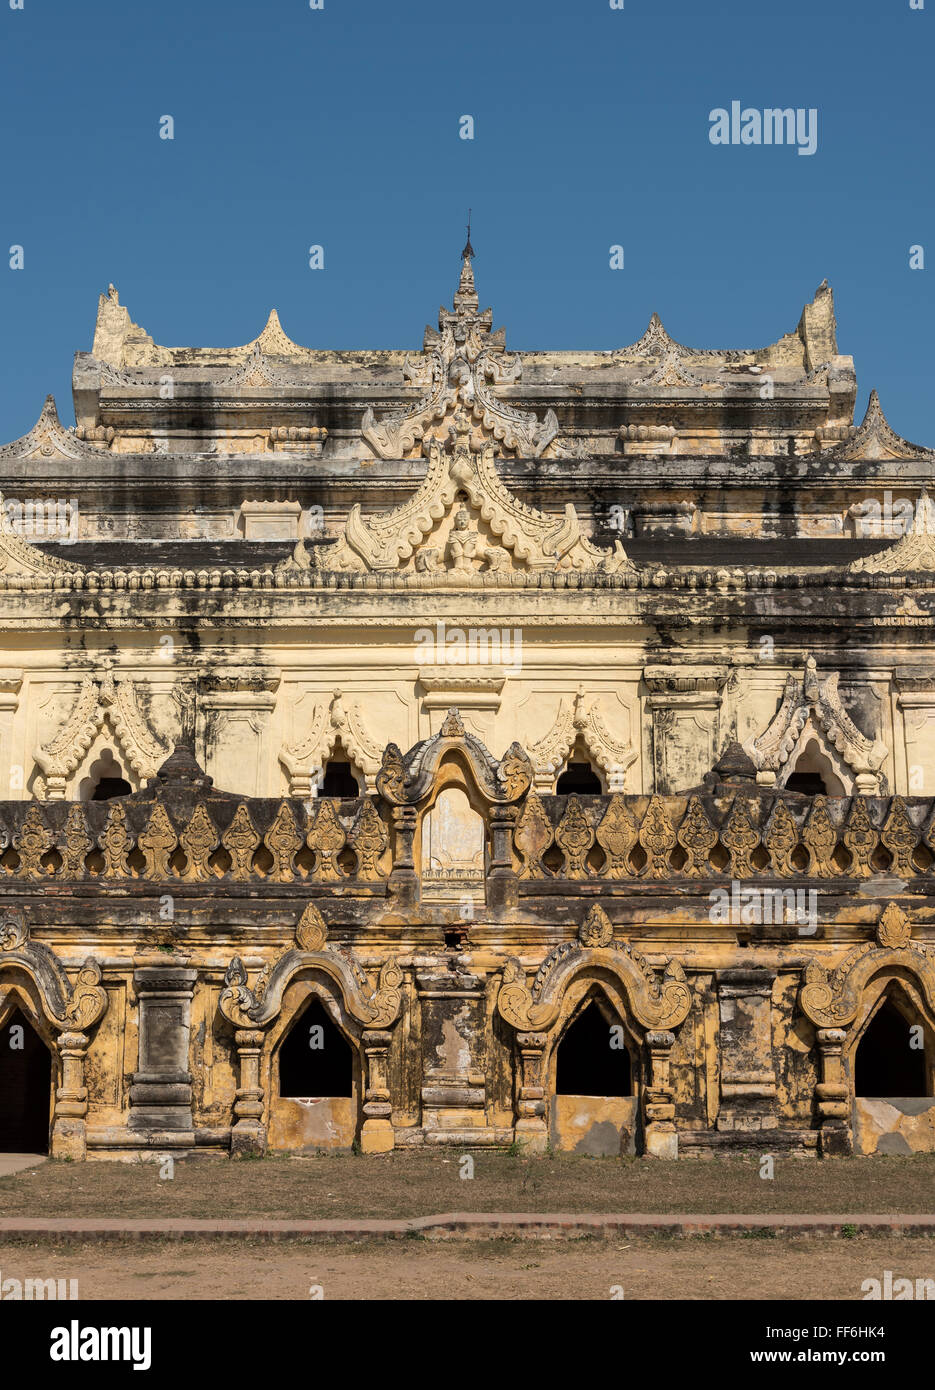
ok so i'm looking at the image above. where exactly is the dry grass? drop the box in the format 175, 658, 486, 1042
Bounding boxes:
2, 1151, 934, 1220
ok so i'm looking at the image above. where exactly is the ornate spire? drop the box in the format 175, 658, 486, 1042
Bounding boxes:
453, 213, 478, 317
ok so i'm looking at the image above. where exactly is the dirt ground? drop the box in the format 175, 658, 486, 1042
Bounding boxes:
0, 1233, 931, 1300
2, 1151, 934, 1219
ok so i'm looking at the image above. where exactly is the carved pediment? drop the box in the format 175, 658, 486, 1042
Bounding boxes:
34, 671, 169, 796
822, 390, 935, 464
528, 687, 637, 790
279, 689, 384, 794
744, 656, 886, 792
332, 404, 632, 579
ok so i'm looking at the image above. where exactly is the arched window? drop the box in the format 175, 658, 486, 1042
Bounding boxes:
320, 760, 360, 798
782, 738, 845, 797
855, 996, 928, 1098
556, 762, 603, 795
80, 748, 132, 801
278, 998, 353, 1099
0, 1007, 52, 1153
556, 999, 632, 1096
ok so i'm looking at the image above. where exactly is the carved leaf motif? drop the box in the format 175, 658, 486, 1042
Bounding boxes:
307, 799, 347, 882
843, 796, 877, 878
222, 804, 260, 881
180, 803, 217, 881
101, 802, 132, 879
676, 796, 717, 877
0, 909, 28, 951
719, 797, 760, 878
554, 796, 594, 879
138, 802, 177, 879
881, 797, 917, 878
295, 902, 328, 952
61, 803, 92, 878
763, 800, 798, 876
876, 901, 912, 949
367, 957, 403, 1027
376, 743, 406, 804
579, 903, 613, 948
63, 958, 107, 1029
801, 796, 837, 877
13, 804, 52, 879
514, 793, 553, 878
497, 957, 535, 1029
596, 796, 639, 879
639, 796, 676, 879
265, 801, 302, 883
348, 800, 388, 881
499, 743, 533, 801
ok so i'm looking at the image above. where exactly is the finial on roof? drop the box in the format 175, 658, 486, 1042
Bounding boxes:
461, 208, 474, 261
453, 214, 479, 316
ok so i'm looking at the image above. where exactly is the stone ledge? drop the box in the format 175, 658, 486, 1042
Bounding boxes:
1, 1212, 933, 1242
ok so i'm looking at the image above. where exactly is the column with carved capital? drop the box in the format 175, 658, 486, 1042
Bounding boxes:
230, 1028, 266, 1157
360, 1027, 394, 1153
815, 1027, 852, 1156
514, 1031, 548, 1152
643, 1029, 678, 1158
51, 1030, 91, 1160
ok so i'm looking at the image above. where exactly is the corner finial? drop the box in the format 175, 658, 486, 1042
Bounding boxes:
462, 208, 474, 261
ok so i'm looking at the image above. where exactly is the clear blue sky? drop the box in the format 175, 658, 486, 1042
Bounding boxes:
0, 0, 932, 444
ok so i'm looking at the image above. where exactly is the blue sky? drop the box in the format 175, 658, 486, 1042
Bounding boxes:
0, 0, 932, 443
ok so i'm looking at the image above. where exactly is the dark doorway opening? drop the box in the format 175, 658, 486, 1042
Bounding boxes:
0, 1008, 52, 1152
855, 997, 928, 1097
320, 761, 359, 798
91, 777, 132, 801
279, 999, 353, 1098
556, 1001, 632, 1096
784, 771, 827, 796
556, 762, 602, 795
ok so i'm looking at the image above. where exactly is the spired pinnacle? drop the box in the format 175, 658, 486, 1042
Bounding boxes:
453, 214, 478, 316
461, 208, 474, 261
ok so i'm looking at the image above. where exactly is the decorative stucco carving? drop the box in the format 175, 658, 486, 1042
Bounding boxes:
331, 405, 631, 579
376, 707, 532, 806
744, 657, 886, 793
527, 686, 637, 790
0, 908, 107, 1033
360, 251, 584, 463
219, 903, 403, 1032
497, 904, 692, 1033
799, 903, 935, 1029
34, 671, 169, 797
849, 489, 935, 576
279, 688, 385, 794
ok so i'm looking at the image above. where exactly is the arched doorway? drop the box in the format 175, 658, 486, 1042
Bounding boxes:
855, 993, 928, 1098
0, 1006, 52, 1153
550, 990, 639, 1156
268, 991, 360, 1151
850, 983, 935, 1155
